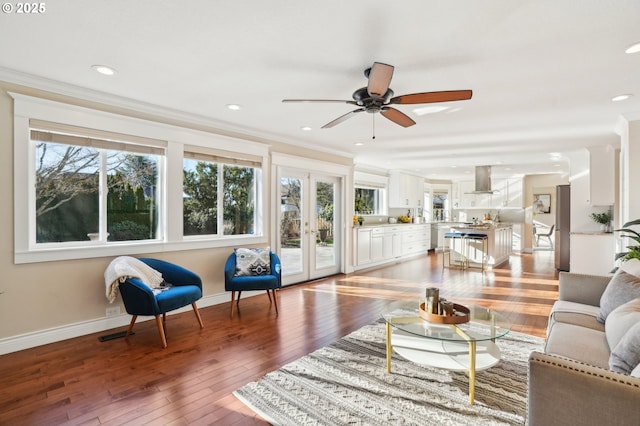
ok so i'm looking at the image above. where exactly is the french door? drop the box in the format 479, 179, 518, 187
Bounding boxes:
277, 168, 342, 285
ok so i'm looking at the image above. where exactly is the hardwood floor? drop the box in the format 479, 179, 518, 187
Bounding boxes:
0, 250, 558, 425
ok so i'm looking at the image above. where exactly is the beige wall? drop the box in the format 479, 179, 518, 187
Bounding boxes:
0, 82, 352, 346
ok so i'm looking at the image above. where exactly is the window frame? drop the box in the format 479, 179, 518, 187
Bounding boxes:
12, 93, 269, 264
182, 154, 262, 239
354, 184, 387, 216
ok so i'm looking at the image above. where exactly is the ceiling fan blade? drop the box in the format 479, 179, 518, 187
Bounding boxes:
367, 62, 394, 98
381, 107, 416, 127
321, 108, 365, 128
389, 90, 473, 105
283, 99, 358, 105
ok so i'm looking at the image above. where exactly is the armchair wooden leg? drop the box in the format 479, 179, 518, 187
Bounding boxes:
230, 291, 236, 318
192, 302, 204, 329
155, 315, 168, 349
271, 289, 279, 315
125, 315, 137, 338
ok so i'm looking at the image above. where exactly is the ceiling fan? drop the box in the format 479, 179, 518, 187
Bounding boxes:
282, 62, 472, 129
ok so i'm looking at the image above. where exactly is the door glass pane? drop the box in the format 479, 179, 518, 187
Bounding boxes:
280, 177, 303, 275
316, 180, 336, 269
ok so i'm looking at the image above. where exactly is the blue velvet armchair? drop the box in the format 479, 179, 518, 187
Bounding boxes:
119, 258, 204, 348
224, 250, 282, 317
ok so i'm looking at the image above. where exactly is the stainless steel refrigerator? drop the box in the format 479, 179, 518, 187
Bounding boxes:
555, 184, 570, 271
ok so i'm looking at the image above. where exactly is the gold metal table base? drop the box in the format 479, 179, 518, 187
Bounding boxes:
385, 321, 483, 405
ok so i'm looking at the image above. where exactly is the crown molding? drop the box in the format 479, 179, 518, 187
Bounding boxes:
0, 66, 354, 161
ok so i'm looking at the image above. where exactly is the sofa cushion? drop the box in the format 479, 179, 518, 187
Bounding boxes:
610, 321, 640, 375
234, 247, 271, 276
605, 297, 640, 351
547, 300, 603, 336
544, 322, 610, 369
597, 270, 640, 323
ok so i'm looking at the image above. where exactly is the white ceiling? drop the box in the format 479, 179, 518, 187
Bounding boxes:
1, 0, 639, 180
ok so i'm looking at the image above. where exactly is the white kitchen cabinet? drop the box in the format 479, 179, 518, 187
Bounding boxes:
505, 178, 523, 208
389, 172, 424, 208
401, 224, 431, 255
383, 226, 403, 258
354, 224, 431, 269
356, 228, 372, 265
453, 177, 523, 209
457, 181, 476, 208
371, 228, 384, 261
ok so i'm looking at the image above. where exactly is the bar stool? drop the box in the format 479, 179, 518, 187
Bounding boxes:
443, 232, 467, 269
464, 233, 489, 271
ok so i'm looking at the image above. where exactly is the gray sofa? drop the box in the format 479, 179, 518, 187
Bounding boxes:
527, 272, 640, 426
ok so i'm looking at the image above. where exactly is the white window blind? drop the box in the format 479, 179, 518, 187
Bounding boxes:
183, 144, 261, 168
29, 119, 167, 155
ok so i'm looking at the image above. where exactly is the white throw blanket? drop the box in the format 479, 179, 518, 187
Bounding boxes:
104, 256, 164, 303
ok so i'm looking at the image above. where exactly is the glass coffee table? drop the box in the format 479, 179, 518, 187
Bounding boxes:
382, 303, 511, 405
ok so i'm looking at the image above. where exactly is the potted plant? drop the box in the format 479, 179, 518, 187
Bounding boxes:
357, 216, 364, 226
590, 211, 612, 232
614, 219, 640, 266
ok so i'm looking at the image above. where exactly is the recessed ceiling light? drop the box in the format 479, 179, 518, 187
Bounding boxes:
91, 65, 116, 76
300, 126, 312, 131
354, 142, 364, 146
412, 106, 450, 116
612, 94, 632, 102
226, 104, 241, 110
549, 152, 562, 160
626, 42, 640, 54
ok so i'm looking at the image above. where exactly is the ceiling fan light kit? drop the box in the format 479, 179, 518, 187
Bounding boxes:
283, 62, 472, 130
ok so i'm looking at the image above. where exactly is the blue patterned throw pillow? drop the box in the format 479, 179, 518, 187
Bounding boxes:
234, 247, 271, 276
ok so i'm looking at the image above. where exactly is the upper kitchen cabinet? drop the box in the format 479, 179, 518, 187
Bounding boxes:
588, 146, 615, 206
504, 177, 524, 208
389, 171, 424, 208
454, 181, 476, 208
452, 177, 523, 209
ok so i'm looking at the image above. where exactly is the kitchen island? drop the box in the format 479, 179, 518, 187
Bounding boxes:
447, 223, 513, 267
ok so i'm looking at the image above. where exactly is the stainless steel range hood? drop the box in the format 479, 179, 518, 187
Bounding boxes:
467, 165, 497, 194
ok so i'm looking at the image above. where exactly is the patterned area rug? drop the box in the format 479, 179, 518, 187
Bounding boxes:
233, 319, 544, 425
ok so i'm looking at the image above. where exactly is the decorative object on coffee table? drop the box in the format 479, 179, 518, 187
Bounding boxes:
419, 301, 470, 324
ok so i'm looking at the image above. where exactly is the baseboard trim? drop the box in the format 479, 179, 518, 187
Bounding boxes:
0, 290, 263, 355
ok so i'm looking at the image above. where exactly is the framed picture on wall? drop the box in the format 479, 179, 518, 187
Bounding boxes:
533, 194, 551, 214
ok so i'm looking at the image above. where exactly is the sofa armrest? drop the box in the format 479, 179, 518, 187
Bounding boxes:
528, 351, 640, 426
558, 272, 610, 306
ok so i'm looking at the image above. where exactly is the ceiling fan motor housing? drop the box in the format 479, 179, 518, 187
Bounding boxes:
352, 87, 394, 110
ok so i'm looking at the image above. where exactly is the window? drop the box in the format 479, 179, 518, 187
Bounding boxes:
354, 186, 385, 215
183, 157, 259, 237
13, 93, 269, 263
31, 126, 163, 245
